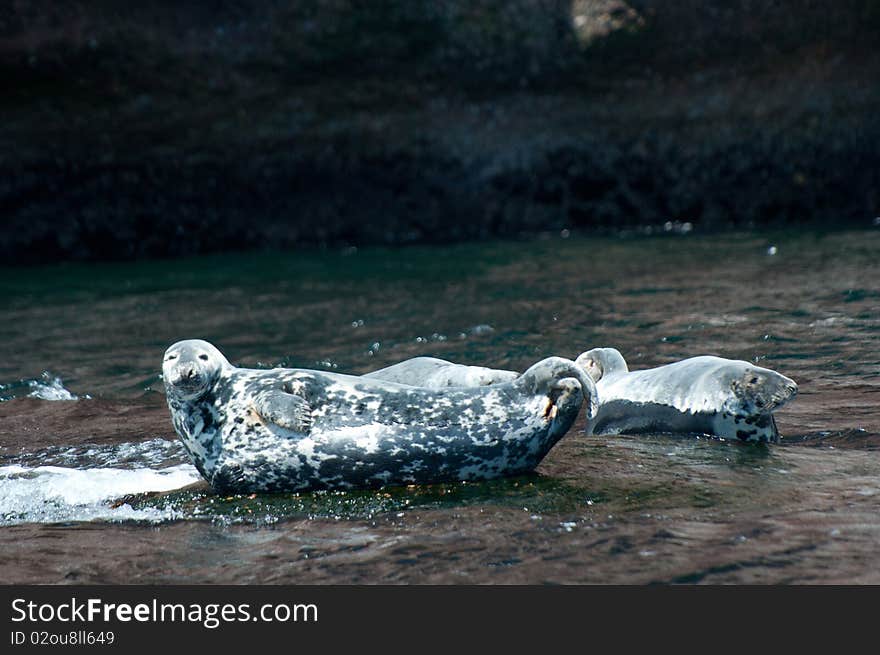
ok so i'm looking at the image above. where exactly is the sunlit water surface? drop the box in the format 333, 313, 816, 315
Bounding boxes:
1, 229, 878, 582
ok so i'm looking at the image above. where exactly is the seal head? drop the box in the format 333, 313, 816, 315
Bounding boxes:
163, 339, 229, 401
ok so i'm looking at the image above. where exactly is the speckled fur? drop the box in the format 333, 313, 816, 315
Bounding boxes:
162, 340, 597, 494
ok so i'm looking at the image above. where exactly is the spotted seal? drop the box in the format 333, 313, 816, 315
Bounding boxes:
576, 347, 798, 443
363, 357, 519, 388
162, 339, 598, 494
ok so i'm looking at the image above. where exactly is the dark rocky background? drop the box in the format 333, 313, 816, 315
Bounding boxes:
2, 0, 879, 263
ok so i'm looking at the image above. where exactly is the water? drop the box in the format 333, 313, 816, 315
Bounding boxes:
1, 229, 879, 583
0, 371, 84, 402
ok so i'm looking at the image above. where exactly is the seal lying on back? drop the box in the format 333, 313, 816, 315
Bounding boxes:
364, 357, 519, 388
162, 340, 598, 494
576, 347, 798, 443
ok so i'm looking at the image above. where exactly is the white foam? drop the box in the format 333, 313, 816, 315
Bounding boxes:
0, 463, 201, 526
9, 438, 189, 470
27, 373, 84, 401
1, 372, 89, 403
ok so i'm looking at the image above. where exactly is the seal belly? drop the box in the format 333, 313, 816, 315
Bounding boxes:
587, 399, 779, 443
213, 391, 556, 493
587, 399, 718, 437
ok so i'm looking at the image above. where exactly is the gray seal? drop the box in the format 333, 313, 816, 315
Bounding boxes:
363, 357, 519, 388
576, 347, 798, 443
162, 340, 598, 494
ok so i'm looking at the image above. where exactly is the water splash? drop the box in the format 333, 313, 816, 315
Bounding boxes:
28, 372, 84, 400
0, 372, 87, 402
1, 438, 190, 469
0, 463, 201, 526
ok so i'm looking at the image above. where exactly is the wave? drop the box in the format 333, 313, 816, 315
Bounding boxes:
2, 438, 189, 470
0, 463, 201, 526
0, 372, 88, 402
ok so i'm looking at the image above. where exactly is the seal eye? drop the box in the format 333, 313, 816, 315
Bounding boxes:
167, 354, 178, 361
199, 354, 209, 361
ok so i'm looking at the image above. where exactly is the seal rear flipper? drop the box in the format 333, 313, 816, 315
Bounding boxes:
514, 356, 599, 419
253, 389, 312, 434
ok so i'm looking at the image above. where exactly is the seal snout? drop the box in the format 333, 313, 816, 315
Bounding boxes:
170, 363, 199, 387
173, 364, 197, 381
166, 362, 209, 399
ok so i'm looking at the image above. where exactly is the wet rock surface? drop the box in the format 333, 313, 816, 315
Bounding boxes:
2, 1, 879, 263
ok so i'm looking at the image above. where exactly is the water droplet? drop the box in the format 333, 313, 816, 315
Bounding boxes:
767, 245, 778, 255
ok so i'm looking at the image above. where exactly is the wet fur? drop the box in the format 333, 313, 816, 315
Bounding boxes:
364, 356, 519, 388
163, 341, 596, 493
578, 348, 797, 443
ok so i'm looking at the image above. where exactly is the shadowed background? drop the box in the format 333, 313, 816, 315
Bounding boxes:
2, 0, 879, 263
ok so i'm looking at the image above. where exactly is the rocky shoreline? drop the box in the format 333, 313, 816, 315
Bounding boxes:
3, 1, 878, 263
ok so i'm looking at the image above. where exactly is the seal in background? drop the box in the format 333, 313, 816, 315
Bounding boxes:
576, 347, 797, 442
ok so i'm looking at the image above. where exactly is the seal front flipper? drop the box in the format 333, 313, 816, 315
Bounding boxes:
253, 388, 312, 433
